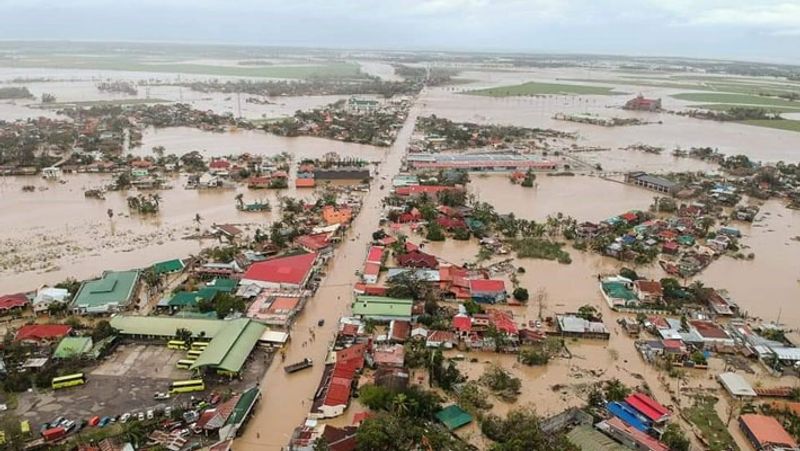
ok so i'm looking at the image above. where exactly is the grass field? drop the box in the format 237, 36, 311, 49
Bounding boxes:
671, 92, 800, 108
468, 81, 619, 97
695, 104, 800, 113
0, 55, 364, 79
560, 78, 700, 90
561, 76, 800, 97
685, 396, 739, 451
739, 119, 800, 132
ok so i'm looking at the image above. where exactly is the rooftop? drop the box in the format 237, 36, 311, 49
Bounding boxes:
72, 270, 140, 312
351, 296, 413, 319
53, 336, 93, 359
242, 252, 318, 286
15, 324, 72, 342
435, 405, 473, 431
718, 372, 757, 397
740, 414, 798, 448
191, 319, 267, 373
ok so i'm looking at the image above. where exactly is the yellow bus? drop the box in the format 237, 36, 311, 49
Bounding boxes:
190, 341, 209, 351
169, 379, 205, 394
184, 354, 198, 361
216, 369, 238, 377
51, 373, 86, 390
176, 359, 194, 370
187, 350, 203, 358
167, 340, 186, 350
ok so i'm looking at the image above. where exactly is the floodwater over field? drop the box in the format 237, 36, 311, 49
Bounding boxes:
136, 127, 386, 161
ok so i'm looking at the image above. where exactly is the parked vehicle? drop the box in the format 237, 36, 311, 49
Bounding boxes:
164, 406, 173, 418
137, 412, 145, 421
63, 420, 76, 432
88, 416, 101, 427
77, 420, 88, 432
120, 413, 131, 423
284, 358, 313, 373
154, 392, 170, 400
99, 417, 110, 428
42, 426, 66, 442
146, 410, 154, 420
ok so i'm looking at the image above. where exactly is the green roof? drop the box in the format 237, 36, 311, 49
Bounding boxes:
53, 336, 93, 359
435, 405, 472, 430
73, 270, 140, 313
225, 386, 261, 426
110, 315, 226, 338
601, 282, 638, 301
207, 278, 238, 292
191, 319, 267, 373
168, 288, 218, 308
152, 259, 185, 275
352, 296, 413, 319
567, 425, 627, 451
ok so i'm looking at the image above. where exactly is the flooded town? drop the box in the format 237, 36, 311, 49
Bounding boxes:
1, 6, 800, 451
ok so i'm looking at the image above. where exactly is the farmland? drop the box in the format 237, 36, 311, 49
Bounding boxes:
671, 92, 800, 108
468, 81, 620, 96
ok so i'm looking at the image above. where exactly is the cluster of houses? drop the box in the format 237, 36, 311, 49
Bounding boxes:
296, 156, 371, 189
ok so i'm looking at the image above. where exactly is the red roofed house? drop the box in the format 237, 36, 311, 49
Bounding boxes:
247, 176, 271, 189
388, 320, 410, 343
452, 314, 472, 338
362, 262, 381, 284
436, 216, 466, 231
689, 320, 734, 346
314, 344, 366, 418
296, 177, 316, 188
625, 393, 670, 424
426, 330, 456, 349
599, 417, 669, 451
633, 280, 663, 304
366, 246, 384, 265
15, 324, 72, 344
208, 159, 231, 174
0, 293, 29, 314
241, 253, 318, 289
469, 279, 507, 304
662, 241, 679, 255
396, 250, 438, 269
620, 212, 639, 223
489, 310, 519, 336
373, 344, 405, 368
322, 205, 353, 226
739, 414, 798, 450
394, 185, 451, 198
396, 208, 422, 224
295, 233, 332, 253
623, 94, 662, 112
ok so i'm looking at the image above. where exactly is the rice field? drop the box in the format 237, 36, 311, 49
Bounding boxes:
467, 81, 620, 97
739, 119, 800, 133
671, 92, 800, 108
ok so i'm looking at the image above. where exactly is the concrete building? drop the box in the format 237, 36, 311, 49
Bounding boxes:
625, 172, 678, 194
72, 270, 140, 314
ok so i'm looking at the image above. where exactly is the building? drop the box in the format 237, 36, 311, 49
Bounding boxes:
32, 287, 70, 313
689, 320, 735, 347
14, 324, 72, 344
624, 392, 671, 424
633, 280, 663, 304
739, 414, 798, 450
240, 253, 318, 290
72, 270, 140, 314
346, 97, 379, 113
396, 250, 438, 269
406, 153, 557, 172
351, 296, 413, 322
314, 167, 370, 180
322, 205, 353, 225
567, 425, 628, 451
426, 330, 456, 349
469, 279, 507, 304
555, 314, 610, 340
435, 405, 473, 431
623, 94, 662, 111
625, 172, 678, 194
53, 336, 94, 359
717, 372, 758, 398
0, 293, 28, 315
151, 259, 186, 276
600, 276, 638, 308
596, 417, 669, 451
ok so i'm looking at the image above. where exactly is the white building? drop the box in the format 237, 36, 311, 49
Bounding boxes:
33, 287, 70, 313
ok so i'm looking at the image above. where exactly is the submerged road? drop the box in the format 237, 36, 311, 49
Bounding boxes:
236, 101, 422, 450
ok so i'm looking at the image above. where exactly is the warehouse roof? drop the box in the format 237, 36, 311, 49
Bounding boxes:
191, 319, 267, 373
72, 270, 140, 312
351, 296, 413, 319
152, 259, 185, 275
718, 372, 757, 397
567, 425, 627, 451
53, 336, 93, 359
110, 315, 226, 337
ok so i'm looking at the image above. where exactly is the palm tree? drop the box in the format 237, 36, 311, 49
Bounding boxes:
150, 193, 161, 209
107, 209, 114, 220
392, 393, 409, 415
235, 193, 244, 209
194, 213, 203, 231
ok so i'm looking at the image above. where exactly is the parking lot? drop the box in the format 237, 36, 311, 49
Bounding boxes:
14, 343, 272, 432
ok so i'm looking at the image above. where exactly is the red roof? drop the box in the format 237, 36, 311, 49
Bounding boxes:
243, 253, 318, 285
353, 283, 388, 296
490, 310, 518, 335
634, 280, 663, 296
740, 414, 798, 448
389, 320, 411, 341
352, 412, 372, 425
363, 262, 381, 277
340, 324, 359, 337
605, 417, 669, 451
209, 159, 230, 169
688, 320, 730, 340
323, 379, 352, 407
15, 324, 72, 342
621, 212, 638, 222
396, 250, 437, 269
296, 178, 316, 188
378, 236, 397, 246
662, 339, 684, 350
625, 393, 670, 423
452, 315, 472, 332
469, 279, 505, 293
295, 233, 331, 251
0, 293, 28, 311
395, 185, 451, 196
366, 246, 384, 264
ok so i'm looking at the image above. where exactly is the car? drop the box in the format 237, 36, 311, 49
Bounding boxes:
109, 416, 117, 424
51, 417, 65, 428
176, 428, 190, 438
99, 417, 110, 428
146, 410, 154, 420
154, 392, 170, 400
164, 406, 173, 418
77, 419, 88, 432
39, 423, 50, 434
88, 416, 101, 427
120, 413, 131, 424
63, 420, 76, 432
137, 412, 145, 422
208, 393, 220, 405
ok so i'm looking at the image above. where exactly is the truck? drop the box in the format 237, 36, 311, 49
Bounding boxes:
42, 426, 66, 442
284, 358, 313, 374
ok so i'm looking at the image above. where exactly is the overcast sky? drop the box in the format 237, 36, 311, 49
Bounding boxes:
1, 0, 799, 63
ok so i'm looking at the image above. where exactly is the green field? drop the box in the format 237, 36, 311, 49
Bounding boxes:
685, 396, 739, 451
468, 81, 619, 97
0, 55, 364, 79
561, 76, 800, 97
695, 104, 800, 113
560, 78, 700, 90
739, 119, 800, 132
671, 92, 800, 108
33, 98, 171, 108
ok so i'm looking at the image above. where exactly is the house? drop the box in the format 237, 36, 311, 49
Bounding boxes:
240, 253, 318, 290
623, 94, 662, 111
295, 233, 333, 254
322, 206, 353, 225
362, 262, 381, 285
556, 314, 610, 340
72, 270, 140, 314
426, 330, 456, 349
689, 320, 734, 347
435, 405, 473, 431
452, 314, 472, 338
295, 177, 316, 188
633, 280, 663, 304
388, 320, 410, 343
469, 279, 507, 304
717, 372, 757, 398
373, 344, 405, 368
410, 326, 429, 340
351, 296, 413, 322
600, 276, 638, 308
596, 417, 669, 451
247, 176, 271, 189
739, 414, 798, 450
53, 336, 94, 359
33, 287, 70, 313
374, 367, 409, 391
624, 392, 670, 424
366, 246, 384, 265
208, 159, 231, 175
14, 324, 72, 344
396, 250, 438, 269
0, 293, 28, 315
213, 224, 243, 242
625, 172, 678, 194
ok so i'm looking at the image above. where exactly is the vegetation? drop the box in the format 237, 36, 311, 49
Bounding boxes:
512, 287, 529, 302
469, 81, 619, 97
479, 365, 521, 402
510, 238, 571, 264
685, 396, 738, 451
660, 423, 691, 451
480, 407, 579, 451
672, 92, 800, 108
0, 86, 33, 99
197, 292, 246, 319
740, 119, 800, 133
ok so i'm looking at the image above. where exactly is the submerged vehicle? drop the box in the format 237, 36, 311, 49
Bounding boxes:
284, 358, 313, 373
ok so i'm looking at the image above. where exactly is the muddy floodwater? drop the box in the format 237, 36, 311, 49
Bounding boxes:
1, 65, 799, 450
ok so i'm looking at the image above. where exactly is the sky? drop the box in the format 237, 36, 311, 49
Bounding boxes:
1, 0, 799, 63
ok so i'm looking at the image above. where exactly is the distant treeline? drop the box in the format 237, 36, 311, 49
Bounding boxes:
0, 86, 33, 100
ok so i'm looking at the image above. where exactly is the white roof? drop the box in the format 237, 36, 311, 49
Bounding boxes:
259, 330, 289, 344
717, 372, 757, 397
772, 347, 800, 362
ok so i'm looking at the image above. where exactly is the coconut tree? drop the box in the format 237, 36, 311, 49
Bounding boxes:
194, 213, 203, 231
235, 193, 244, 210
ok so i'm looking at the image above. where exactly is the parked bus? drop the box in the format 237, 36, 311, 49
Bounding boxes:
51, 373, 85, 390
190, 341, 209, 351
187, 350, 203, 358
167, 340, 186, 350
184, 354, 198, 361
176, 359, 194, 370
169, 379, 205, 394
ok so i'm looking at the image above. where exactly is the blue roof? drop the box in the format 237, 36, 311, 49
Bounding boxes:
607, 401, 652, 432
